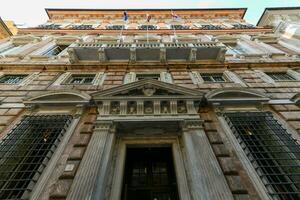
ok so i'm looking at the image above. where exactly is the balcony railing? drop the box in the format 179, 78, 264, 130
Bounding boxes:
67, 41, 226, 63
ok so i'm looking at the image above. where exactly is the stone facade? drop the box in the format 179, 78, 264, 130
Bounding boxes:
0, 8, 299, 200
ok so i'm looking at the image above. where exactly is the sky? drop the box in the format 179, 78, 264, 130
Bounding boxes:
1, 0, 300, 27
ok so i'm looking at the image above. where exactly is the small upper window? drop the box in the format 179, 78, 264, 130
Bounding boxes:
44, 45, 68, 57
71, 24, 94, 30
170, 25, 190, 30
66, 74, 95, 84
107, 25, 125, 30
139, 25, 157, 30
37, 24, 61, 29
201, 73, 226, 83
136, 74, 160, 81
266, 72, 296, 81
198, 24, 222, 30
232, 23, 255, 29
0, 75, 27, 84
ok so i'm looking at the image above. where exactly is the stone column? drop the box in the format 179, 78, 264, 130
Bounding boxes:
67, 121, 116, 200
182, 119, 233, 200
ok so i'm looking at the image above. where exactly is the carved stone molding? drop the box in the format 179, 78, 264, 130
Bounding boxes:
181, 119, 204, 131
94, 121, 116, 133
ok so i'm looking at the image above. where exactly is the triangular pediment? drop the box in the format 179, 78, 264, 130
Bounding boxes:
92, 79, 203, 100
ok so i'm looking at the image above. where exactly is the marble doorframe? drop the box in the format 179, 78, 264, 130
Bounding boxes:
109, 136, 192, 200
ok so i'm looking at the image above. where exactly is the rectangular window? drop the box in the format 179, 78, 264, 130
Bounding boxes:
232, 23, 255, 29
0, 115, 73, 199
136, 74, 160, 81
0, 75, 27, 84
170, 25, 190, 30
138, 25, 157, 30
266, 72, 295, 81
44, 45, 68, 57
224, 112, 300, 199
107, 25, 125, 30
66, 74, 96, 84
37, 24, 61, 29
201, 73, 226, 82
198, 24, 222, 30
71, 24, 94, 30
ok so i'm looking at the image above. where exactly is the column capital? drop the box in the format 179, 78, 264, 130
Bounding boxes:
94, 120, 116, 133
181, 119, 204, 131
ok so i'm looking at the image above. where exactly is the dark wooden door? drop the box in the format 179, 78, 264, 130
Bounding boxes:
122, 147, 179, 200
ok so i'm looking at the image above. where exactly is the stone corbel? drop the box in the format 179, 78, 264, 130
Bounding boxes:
67, 48, 78, 64
189, 47, 197, 62
130, 47, 136, 63
160, 48, 166, 63
98, 47, 107, 62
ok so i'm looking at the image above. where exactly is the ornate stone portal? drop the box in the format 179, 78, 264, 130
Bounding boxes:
66, 79, 233, 200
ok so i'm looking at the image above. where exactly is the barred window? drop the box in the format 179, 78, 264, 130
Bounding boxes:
224, 112, 300, 199
37, 24, 61, 29
0, 75, 27, 84
266, 72, 296, 81
66, 74, 96, 84
198, 24, 222, 30
0, 115, 73, 199
138, 25, 157, 30
201, 73, 226, 83
71, 25, 94, 30
170, 25, 190, 30
107, 25, 125, 30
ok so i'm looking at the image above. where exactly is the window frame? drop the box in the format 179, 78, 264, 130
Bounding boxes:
64, 74, 97, 85
54, 72, 106, 86
222, 111, 300, 199
265, 72, 296, 82
200, 73, 227, 83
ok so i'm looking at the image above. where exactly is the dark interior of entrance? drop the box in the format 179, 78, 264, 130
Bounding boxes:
122, 147, 179, 200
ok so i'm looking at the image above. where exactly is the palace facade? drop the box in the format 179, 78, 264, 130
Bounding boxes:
0, 7, 300, 200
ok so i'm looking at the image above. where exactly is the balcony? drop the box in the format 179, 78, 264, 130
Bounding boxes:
67, 41, 226, 63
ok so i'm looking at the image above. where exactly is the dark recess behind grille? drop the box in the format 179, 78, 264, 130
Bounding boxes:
225, 112, 300, 200
0, 115, 72, 200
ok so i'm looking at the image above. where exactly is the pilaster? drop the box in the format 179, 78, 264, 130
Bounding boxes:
181, 119, 233, 200
67, 121, 116, 200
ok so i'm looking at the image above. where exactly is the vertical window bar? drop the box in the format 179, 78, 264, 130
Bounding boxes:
0, 115, 73, 199
224, 112, 300, 200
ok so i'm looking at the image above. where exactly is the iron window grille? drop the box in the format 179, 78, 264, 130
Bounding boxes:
136, 74, 160, 81
201, 73, 226, 83
138, 25, 157, 30
266, 72, 296, 81
170, 25, 190, 30
107, 25, 125, 30
71, 25, 94, 30
66, 74, 96, 84
0, 75, 27, 84
43, 45, 68, 57
0, 115, 73, 199
224, 112, 300, 200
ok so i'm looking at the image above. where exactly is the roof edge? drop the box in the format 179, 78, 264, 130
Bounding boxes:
45, 7, 248, 19
257, 7, 300, 26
